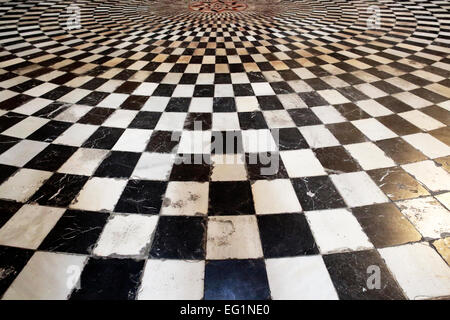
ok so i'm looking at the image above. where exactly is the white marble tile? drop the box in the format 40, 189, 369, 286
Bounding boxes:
102, 110, 138, 128
356, 99, 392, 117
154, 112, 187, 131
2, 252, 87, 300
354, 84, 388, 99
206, 215, 263, 259
138, 260, 205, 300
352, 118, 397, 141
241, 129, 277, 153
0, 139, 48, 166
112, 129, 152, 152
94, 214, 158, 256
70, 177, 127, 211
345, 142, 396, 170
142, 96, 170, 112
399, 110, 445, 131
393, 92, 433, 109
13, 98, 52, 115
403, 133, 450, 159
266, 256, 338, 300
212, 113, 240, 131
0, 169, 52, 202
2, 116, 49, 139
396, 197, 450, 239
263, 110, 296, 128
172, 84, 195, 97
235, 96, 260, 112
211, 154, 247, 181
435, 192, 450, 210
280, 149, 326, 178
251, 82, 275, 96
278, 93, 308, 109
97, 93, 128, 109
58, 148, 109, 176
251, 179, 302, 214
53, 104, 91, 123
132, 82, 158, 96
330, 171, 389, 207
299, 125, 340, 148
132, 152, 175, 181
189, 97, 213, 113
53, 123, 98, 146
311, 106, 346, 124
379, 243, 450, 300
178, 130, 212, 154
214, 84, 234, 97
305, 209, 373, 254
318, 89, 350, 104
161, 182, 209, 216
402, 160, 450, 192
0, 205, 64, 249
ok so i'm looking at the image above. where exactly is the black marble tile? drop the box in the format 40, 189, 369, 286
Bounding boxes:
245, 153, 288, 180
114, 81, 140, 94
204, 259, 270, 300
298, 92, 328, 107
38, 210, 109, 254
169, 157, 211, 181
257, 95, 283, 110
0, 164, 17, 185
29, 173, 89, 207
352, 203, 422, 248
233, 83, 255, 96
377, 114, 421, 136
209, 181, 255, 215
429, 126, 450, 146
121, 95, 149, 110
314, 146, 362, 173
128, 111, 161, 129
24, 144, 77, 172
0, 200, 23, 228
149, 216, 206, 259
287, 108, 322, 126
146, 130, 180, 153
323, 250, 406, 300
184, 112, 212, 130
368, 167, 430, 201
0, 245, 34, 297
334, 103, 370, 121
326, 122, 367, 145
194, 85, 215, 97
292, 176, 346, 211
27, 120, 72, 142
258, 213, 318, 258
376, 96, 413, 113
375, 138, 427, 165
0, 112, 27, 132
238, 112, 268, 130
77, 91, 109, 106
211, 131, 244, 154
114, 180, 167, 215
166, 98, 191, 112
421, 105, 450, 126
82, 127, 125, 149
152, 84, 176, 97
94, 151, 141, 178
276, 127, 309, 150
70, 258, 145, 300
270, 82, 295, 94
213, 97, 236, 112
78, 107, 115, 125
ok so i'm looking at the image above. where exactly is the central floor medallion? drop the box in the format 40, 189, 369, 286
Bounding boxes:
189, 0, 248, 13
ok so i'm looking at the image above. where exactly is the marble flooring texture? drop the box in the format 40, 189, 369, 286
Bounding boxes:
0, 0, 449, 300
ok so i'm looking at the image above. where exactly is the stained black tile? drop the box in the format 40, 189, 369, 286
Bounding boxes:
421, 105, 450, 126
0, 200, 23, 228
114, 180, 167, 214
258, 213, 318, 258
238, 112, 268, 130
233, 84, 255, 96
209, 181, 255, 215
149, 216, 206, 259
213, 97, 236, 112
29, 173, 89, 207
82, 127, 125, 149
0, 245, 34, 297
27, 120, 72, 142
257, 95, 283, 110
146, 130, 180, 153
287, 108, 322, 127
375, 138, 427, 165
128, 111, 161, 129
376, 96, 413, 113
352, 203, 422, 248
323, 250, 406, 300
38, 210, 109, 254
94, 151, 141, 178
314, 146, 362, 173
429, 127, 450, 146
292, 176, 346, 210
70, 258, 144, 300
377, 114, 421, 136
204, 259, 270, 300
24, 144, 77, 171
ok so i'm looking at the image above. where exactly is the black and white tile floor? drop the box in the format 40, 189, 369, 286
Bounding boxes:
0, 0, 449, 300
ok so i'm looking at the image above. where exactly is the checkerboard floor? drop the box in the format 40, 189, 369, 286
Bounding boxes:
0, 0, 449, 300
